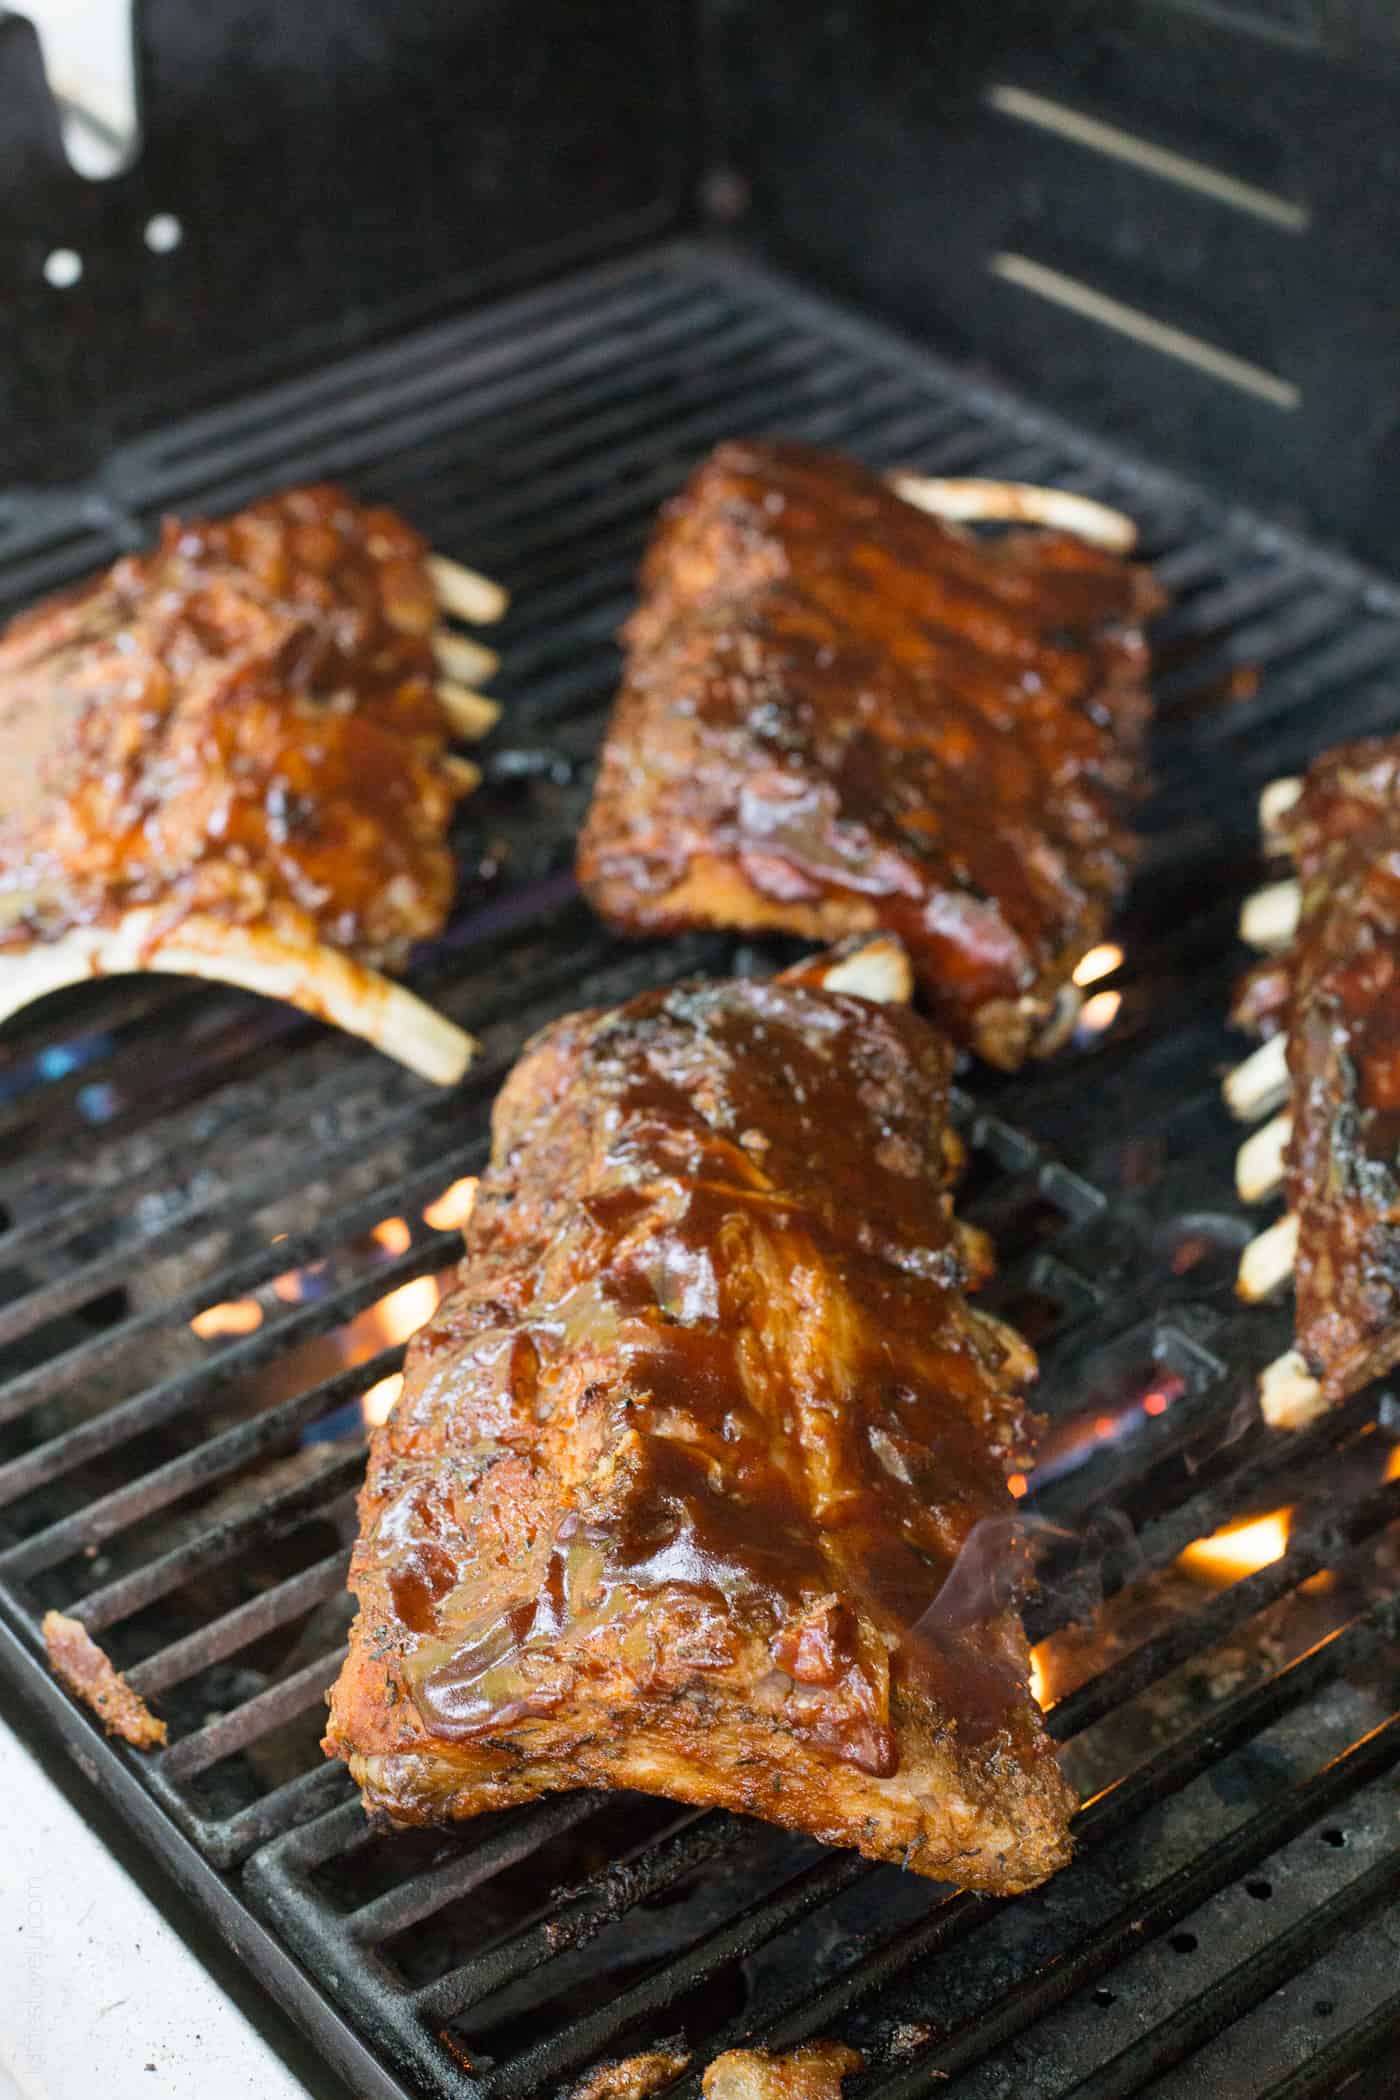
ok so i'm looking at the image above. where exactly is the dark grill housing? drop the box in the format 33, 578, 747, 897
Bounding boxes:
2, 241, 1399, 2100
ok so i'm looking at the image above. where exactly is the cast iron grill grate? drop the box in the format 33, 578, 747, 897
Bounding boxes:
0, 241, 1397, 2100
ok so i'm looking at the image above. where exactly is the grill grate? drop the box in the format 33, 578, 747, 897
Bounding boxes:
1, 240, 1398, 2100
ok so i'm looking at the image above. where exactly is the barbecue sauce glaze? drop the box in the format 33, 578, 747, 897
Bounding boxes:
579, 440, 1161, 1066
330, 969, 1070, 1888
1235, 739, 1400, 1398
0, 484, 465, 967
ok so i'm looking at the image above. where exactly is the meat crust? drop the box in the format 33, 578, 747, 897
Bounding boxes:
0, 484, 468, 969
43, 1609, 167, 1749
577, 440, 1160, 1066
568, 2049, 692, 2100
325, 960, 1073, 1894
1234, 739, 1400, 1400
702, 2042, 862, 2099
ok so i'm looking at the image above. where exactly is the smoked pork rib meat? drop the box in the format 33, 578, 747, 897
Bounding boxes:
577, 440, 1160, 1068
0, 483, 469, 968
326, 956, 1072, 1893
1235, 738, 1400, 1402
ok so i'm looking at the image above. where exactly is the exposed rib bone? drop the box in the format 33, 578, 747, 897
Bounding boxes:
436, 681, 500, 741
1224, 1031, 1289, 1121
1033, 981, 1084, 1056
1237, 1112, 1291, 1202
0, 910, 476, 1085
1239, 877, 1301, 953
1259, 775, 1303, 845
429, 554, 509, 626
804, 933, 914, 1006
1237, 1210, 1298, 1302
1258, 1348, 1325, 1431
888, 473, 1137, 554
433, 630, 500, 687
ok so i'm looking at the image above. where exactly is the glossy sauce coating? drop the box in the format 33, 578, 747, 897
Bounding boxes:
578, 441, 1160, 1066
0, 484, 467, 967
1235, 738, 1400, 1398
326, 967, 1074, 1893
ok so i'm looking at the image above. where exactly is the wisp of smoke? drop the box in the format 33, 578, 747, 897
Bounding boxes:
907, 1504, 1142, 1645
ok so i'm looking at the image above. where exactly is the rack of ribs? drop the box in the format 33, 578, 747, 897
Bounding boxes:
325, 938, 1074, 1894
0, 484, 503, 1079
1231, 740, 1400, 1425
577, 439, 1160, 1069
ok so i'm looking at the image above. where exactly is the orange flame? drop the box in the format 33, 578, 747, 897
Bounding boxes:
1073, 943, 1124, 988
424, 1176, 478, 1232
353, 1272, 441, 1430
362, 1372, 405, 1428
372, 1216, 412, 1256
1008, 1472, 1029, 1500
370, 1274, 439, 1348
1029, 1645, 1050, 1708
1179, 1508, 1291, 1584
1386, 1442, 1400, 1484
190, 1298, 263, 1339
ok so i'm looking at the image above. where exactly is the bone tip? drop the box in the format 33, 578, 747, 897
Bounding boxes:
1223, 1032, 1289, 1122
1238, 878, 1301, 953
429, 553, 509, 625
401, 1014, 479, 1087
1259, 776, 1304, 838
1235, 1112, 1291, 1204
1258, 1348, 1325, 1431
1032, 981, 1084, 1057
815, 934, 914, 1005
1236, 1210, 1298, 1303
887, 471, 1137, 553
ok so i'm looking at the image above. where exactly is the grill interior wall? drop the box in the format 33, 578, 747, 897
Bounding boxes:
0, 241, 1397, 2100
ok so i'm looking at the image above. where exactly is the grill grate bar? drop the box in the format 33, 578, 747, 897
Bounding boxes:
1027, 1390, 1385, 1644
674, 1581, 1400, 2090
456, 371, 927, 623
444, 351, 914, 556
345, 1793, 610, 1948
267, 1796, 384, 1873
1189, 618, 1400, 753
1263, 1986, 1400, 2100
127, 1547, 349, 1698
373, 310, 829, 522
484, 1847, 870, 2100
0, 1075, 469, 1351
0, 976, 186, 1076
411, 1811, 747, 2020
124, 269, 726, 508
1062, 1837, 1400, 2100
494, 1597, 1400, 2095
0, 1230, 460, 1502
1153, 591, 1358, 713
1150, 555, 1314, 645
121, 259, 693, 476
47, 1463, 361, 1633
53, 1345, 399, 1576
0, 909, 622, 1266
864, 1714, 1400, 2100
160, 1645, 347, 1782
0, 990, 309, 1165
183, 1763, 353, 1867
1047, 1475, 1400, 1739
